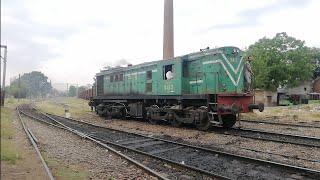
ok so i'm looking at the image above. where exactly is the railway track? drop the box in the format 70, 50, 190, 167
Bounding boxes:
16, 107, 55, 180
35, 101, 320, 148
18, 107, 171, 180
18, 105, 320, 180
241, 119, 320, 129
211, 126, 320, 148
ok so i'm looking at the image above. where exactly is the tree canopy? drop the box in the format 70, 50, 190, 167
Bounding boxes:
68, 85, 77, 97
8, 71, 52, 98
246, 32, 317, 91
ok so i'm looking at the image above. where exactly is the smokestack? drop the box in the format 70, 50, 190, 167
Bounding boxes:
163, 0, 174, 60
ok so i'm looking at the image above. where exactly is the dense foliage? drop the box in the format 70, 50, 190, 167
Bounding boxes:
8, 71, 52, 98
68, 85, 77, 97
246, 32, 319, 91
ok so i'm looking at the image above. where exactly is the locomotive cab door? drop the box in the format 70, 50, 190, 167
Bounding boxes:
145, 70, 153, 94
189, 60, 204, 94
202, 54, 223, 94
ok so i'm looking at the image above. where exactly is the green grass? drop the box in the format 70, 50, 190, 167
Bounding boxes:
56, 168, 87, 180
1, 140, 21, 164
312, 113, 320, 118
268, 108, 282, 113
35, 97, 91, 118
278, 99, 291, 106
5, 98, 31, 108
309, 100, 320, 104
36, 101, 65, 116
63, 97, 91, 117
44, 155, 87, 180
1, 107, 21, 164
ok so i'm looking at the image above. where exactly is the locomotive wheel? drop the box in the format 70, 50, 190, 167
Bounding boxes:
147, 109, 158, 124
171, 118, 182, 127
97, 110, 104, 117
196, 118, 211, 131
119, 109, 126, 120
221, 114, 237, 128
167, 111, 181, 127
195, 106, 211, 130
148, 118, 158, 125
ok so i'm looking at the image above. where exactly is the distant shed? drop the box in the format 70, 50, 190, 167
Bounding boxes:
254, 81, 313, 106
313, 77, 320, 93
310, 77, 320, 100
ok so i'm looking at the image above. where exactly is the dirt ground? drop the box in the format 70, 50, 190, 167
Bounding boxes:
239, 121, 320, 137
23, 115, 156, 180
2, 99, 157, 179
1, 105, 49, 180
242, 102, 320, 123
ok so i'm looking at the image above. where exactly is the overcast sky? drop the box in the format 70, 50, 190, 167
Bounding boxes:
2, 0, 320, 88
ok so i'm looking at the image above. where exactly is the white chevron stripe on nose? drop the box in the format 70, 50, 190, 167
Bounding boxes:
221, 54, 243, 74
202, 59, 243, 86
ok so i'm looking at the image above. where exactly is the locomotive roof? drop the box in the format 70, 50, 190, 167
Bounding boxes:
96, 46, 241, 76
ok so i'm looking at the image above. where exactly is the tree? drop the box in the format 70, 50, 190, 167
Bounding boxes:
8, 71, 52, 98
246, 32, 316, 91
310, 47, 320, 78
7, 83, 27, 98
68, 85, 77, 97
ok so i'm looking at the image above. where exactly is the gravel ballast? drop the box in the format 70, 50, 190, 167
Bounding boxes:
70, 114, 320, 171
23, 116, 157, 179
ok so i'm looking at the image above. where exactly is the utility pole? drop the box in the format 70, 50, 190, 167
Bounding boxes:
76, 84, 79, 97
0, 47, 1, 104
18, 74, 21, 102
66, 83, 69, 96
0, 45, 8, 106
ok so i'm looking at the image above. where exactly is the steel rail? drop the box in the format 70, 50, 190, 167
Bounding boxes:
87, 134, 231, 180
16, 106, 55, 180
18, 108, 170, 180
42, 113, 230, 179
22, 106, 320, 179
18, 110, 66, 130
241, 119, 320, 129
238, 147, 320, 163
23, 109, 221, 179
225, 127, 320, 148
23, 109, 320, 163
54, 109, 320, 148
45, 113, 320, 178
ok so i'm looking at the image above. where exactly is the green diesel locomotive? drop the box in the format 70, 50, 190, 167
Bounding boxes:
89, 46, 263, 130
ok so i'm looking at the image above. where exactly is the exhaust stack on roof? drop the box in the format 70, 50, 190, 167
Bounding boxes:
163, 0, 174, 60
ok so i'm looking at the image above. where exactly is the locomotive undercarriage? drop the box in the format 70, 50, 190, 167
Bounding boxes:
90, 94, 253, 130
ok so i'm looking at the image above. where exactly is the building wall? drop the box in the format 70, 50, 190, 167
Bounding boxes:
313, 77, 320, 93
287, 81, 311, 94
254, 81, 312, 106
254, 89, 277, 107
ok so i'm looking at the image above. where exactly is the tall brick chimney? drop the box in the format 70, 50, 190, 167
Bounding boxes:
163, 0, 174, 60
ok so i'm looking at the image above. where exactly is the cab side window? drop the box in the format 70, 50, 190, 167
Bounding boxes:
163, 64, 174, 80
146, 70, 152, 80
182, 61, 189, 77
110, 75, 114, 82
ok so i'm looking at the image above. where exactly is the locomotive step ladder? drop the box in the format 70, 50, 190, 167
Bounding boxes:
207, 95, 222, 124
208, 95, 218, 113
